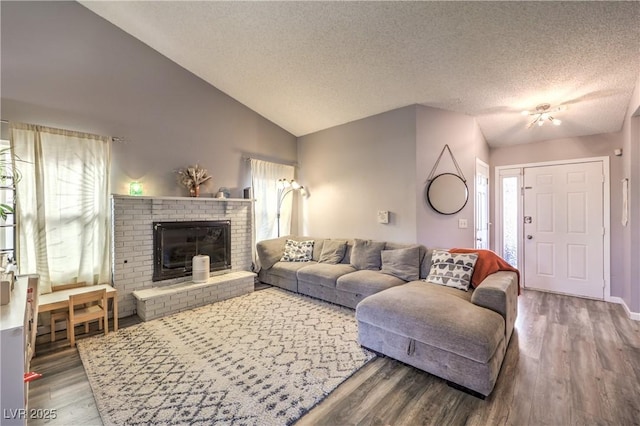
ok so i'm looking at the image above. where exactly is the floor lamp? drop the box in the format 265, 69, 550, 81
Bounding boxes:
276, 178, 305, 237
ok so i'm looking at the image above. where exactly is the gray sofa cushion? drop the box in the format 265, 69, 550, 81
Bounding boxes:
384, 242, 430, 279
341, 241, 354, 264
297, 263, 356, 288
471, 271, 519, 342
318, 239, 348, 264
336, 270, 405, 297
380, 246, 420, 281
268, 261, 318, 282
356, 281, 504, 363
310, 239, 324, 261
256, 236, 289, 269
421, 248, 434, 279
258, 268, 299, 292
350, 239, 386, 270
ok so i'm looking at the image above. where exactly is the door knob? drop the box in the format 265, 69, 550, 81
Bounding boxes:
527, 235, 533, 240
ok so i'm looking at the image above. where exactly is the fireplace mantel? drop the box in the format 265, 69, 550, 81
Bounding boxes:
112, 194, 254, 203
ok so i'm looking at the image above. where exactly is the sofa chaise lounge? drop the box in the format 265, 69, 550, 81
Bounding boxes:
256, 236, 519, 396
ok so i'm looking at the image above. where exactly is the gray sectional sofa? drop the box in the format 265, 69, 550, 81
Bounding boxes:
256, 235, 519, 397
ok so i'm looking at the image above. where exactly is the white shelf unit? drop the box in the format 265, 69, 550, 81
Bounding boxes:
0, 276, 38, 425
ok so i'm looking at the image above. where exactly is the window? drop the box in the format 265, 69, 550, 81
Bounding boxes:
502, 176, 519, 267
0, 139, 16, 267
11, 123, 111, 294
249, 159, 295, 242
497, 168, 522, 270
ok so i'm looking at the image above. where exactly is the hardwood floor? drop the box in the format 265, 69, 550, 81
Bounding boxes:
28, 289, 639, 426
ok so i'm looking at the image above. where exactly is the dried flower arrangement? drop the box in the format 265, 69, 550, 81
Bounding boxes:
175, 164, 212, 196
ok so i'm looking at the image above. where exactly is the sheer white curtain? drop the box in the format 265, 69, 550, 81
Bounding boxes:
11, 123, 111, 294
250, 159, 294, 243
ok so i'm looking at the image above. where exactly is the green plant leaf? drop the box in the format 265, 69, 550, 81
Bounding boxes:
0, 146, 25, 184
0, 203, 12, 221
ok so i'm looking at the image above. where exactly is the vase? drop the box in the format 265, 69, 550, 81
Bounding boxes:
190, 185, 200, 197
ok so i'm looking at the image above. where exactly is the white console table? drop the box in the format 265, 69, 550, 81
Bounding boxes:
0, 275, 39, 425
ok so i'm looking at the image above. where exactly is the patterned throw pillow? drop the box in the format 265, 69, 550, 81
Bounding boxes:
425, 249, 478, 291
280, 239, 315, 262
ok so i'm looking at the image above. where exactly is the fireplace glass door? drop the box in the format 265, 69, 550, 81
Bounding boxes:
153, 220, 231, 281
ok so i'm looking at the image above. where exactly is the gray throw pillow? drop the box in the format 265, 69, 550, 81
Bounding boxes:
425, 249, 478, 291
380, 246, 420, 281
280, 239, 315, 262
350, 239, 386, 270
318, 240, 347, 264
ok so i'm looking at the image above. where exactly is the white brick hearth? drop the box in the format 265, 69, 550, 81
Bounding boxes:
132, 271, 255, 321
112, 195, 254, 319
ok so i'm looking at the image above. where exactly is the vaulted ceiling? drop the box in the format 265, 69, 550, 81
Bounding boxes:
80, 1, 640, 147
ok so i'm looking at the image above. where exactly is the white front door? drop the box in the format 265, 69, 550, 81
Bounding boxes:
475, 159, 489, 249
523, 161, 604, 299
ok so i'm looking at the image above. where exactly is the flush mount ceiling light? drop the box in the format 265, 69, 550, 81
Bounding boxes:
522, 103, 565, 128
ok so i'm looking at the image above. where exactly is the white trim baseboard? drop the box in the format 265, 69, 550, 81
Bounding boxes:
608, 296, 640, 321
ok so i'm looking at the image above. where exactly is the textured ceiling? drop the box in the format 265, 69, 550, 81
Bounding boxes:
80, 1, 640, 146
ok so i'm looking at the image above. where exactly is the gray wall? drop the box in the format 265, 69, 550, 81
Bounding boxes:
490, 132, 626, 301
297, 106, 417, 242
621, 71, 640, 313
297, 104, 489, 246
1, 1, 297, 198
416, 106, 489, 249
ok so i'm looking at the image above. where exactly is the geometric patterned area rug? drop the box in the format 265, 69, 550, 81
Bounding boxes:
77, 288, 375, 425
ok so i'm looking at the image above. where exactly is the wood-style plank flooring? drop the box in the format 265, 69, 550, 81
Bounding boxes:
28, 289, 640, 426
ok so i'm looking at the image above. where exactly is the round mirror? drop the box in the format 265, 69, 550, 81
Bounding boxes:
425, 173, 468, 215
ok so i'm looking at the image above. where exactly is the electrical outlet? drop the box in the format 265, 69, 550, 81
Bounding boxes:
377, 210, 389, 224
458, 219, 468, 229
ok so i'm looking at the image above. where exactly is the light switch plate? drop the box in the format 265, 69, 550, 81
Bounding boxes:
377, 210, 389, 224
458, 218, 468, 229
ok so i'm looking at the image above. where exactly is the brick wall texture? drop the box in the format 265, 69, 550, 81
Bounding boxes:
135, 272, 255, 321
112, 196, 253, 318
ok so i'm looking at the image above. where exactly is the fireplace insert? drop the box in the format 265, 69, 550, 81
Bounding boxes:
153, 220, 231, 282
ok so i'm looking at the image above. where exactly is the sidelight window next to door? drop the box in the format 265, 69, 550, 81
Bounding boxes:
497, 168, 522, 271
502, 176, 520, 268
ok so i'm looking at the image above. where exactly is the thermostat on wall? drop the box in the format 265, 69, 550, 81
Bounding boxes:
377, 210, 389, 224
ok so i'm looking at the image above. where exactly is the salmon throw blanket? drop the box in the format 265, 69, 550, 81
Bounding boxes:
449, 248, 521, 295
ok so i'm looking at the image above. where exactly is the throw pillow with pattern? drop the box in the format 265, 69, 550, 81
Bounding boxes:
280, 239, 315, 262
425, 249, 478, 291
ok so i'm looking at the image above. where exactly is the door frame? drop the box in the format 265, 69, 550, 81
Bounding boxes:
494, 156, 611, 300
475, 158, 490, 249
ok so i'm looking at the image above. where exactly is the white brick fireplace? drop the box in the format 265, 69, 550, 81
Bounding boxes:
112, 195, 254, 318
